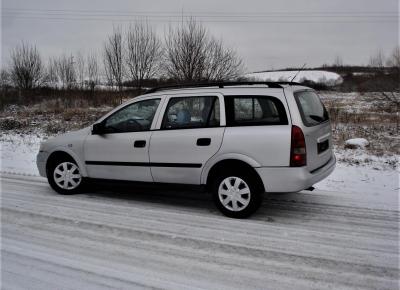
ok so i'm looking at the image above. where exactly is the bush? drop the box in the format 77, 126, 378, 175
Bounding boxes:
0, 117, 24, 130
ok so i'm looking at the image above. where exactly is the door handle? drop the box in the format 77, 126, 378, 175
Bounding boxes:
134, 140, 146, 148
197, 138, 211, 146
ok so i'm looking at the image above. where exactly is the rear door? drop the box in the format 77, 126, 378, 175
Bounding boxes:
222, 93, 291, 167
293, 90, 333, 171
149, 93, 225, 184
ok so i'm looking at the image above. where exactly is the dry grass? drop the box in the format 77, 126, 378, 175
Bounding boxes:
0, 102, 113, 134
321, 92, 399, 156
0, 88, 141, 134
0, 88, 140, 110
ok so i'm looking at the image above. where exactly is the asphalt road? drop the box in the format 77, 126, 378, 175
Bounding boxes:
1, 173, 399, 290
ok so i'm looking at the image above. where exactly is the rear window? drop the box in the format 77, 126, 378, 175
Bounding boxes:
294, 91, 329, 127
225, 96, 288, 126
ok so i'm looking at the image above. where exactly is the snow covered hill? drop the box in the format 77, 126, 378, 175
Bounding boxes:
245, 70, 343, 86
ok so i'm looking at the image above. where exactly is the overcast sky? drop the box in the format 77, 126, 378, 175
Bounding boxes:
2, 0, 399, 72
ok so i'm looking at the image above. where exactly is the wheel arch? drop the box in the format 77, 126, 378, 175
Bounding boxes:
46, 147, 87, 177
201, 153, 260, 183
204, 158, 265, 192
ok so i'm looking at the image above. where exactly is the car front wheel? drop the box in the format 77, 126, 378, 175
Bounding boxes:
48, 158, 84, 194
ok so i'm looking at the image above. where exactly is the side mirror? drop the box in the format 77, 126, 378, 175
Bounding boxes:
92, 122, 105, 135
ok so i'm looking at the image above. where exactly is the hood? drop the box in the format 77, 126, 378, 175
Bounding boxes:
40, 127, 91, 151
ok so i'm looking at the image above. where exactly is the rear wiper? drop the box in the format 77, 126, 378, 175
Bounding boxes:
309, 115, 324, 122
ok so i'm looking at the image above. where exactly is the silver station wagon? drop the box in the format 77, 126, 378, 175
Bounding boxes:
37, 82, 336, 218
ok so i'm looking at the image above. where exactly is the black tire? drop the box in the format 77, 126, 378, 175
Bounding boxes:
211, 170, 264, 218
47, 156, 84, 195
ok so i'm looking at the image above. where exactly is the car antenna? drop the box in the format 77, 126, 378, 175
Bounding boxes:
290, 63, 307, 82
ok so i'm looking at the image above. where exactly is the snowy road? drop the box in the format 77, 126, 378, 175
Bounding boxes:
1, 173, 399, 290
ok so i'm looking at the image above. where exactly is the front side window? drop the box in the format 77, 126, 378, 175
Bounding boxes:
294, 91, 329, 127
226, 96, 288, 126
104, 99, 160, 133
162, 96, 220, 129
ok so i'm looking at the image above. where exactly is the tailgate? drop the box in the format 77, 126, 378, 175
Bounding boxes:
293, 90, 333, 171
303, 122, 332, 171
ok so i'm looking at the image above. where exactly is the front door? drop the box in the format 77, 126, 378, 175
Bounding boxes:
149, 94, 225, 184
84, 98, 161, 181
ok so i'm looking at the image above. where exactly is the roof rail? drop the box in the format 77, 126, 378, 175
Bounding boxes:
144, 81, 303, 94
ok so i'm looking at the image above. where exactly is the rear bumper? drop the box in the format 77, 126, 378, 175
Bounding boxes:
255, 154, 336, 192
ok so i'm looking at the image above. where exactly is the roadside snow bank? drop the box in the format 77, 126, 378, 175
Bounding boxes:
0, 133, 44, 175
315, 163, 399, 198
245, 70, 343, 86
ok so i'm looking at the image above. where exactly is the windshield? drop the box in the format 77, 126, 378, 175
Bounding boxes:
294, 91, 329, 127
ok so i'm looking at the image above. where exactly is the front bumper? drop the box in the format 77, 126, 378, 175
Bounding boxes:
36, 151, 49, 177
255, 154, 336, 193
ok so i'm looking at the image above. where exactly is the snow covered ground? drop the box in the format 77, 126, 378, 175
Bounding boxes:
0, 133, 43, 176
1, 171, 398, 289
245, 70, 343, 86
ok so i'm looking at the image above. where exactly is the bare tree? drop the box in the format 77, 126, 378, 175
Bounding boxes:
386, 46, 400, 68
333, 55, 343, 67
55, 54, 76, 89
164, 18, 243, 82
43, 57, 58, 87
164, 18, 208, 82
87, 52, 99, 91
103, 57, 114, 88
369, 49, 385, 68
0, 68, 11, 89
126, 21, 162, 91
202, 38, 243, 81
9, 42, 44, 89
75, 51, 85, 89
103, 26, 124, 91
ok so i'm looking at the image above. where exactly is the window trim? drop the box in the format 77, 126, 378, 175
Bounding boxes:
101, 98, 162, 134
160, 95, 221, 131
224, 95, 289, 127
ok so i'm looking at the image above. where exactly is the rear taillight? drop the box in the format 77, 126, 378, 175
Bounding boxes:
290, 125, 307, 167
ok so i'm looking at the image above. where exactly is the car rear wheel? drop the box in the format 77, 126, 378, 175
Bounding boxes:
212, 172, 263, 218
48, 158, 84, 194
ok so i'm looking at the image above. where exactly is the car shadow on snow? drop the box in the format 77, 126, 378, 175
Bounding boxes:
78, 179, 315, 220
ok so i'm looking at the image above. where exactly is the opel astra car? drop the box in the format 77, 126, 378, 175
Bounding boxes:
37, 82, 336, 218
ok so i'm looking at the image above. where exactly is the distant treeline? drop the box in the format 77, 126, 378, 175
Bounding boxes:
0, 18, 244, 93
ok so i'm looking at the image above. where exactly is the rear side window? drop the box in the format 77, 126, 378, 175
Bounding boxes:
294, 91, 329, 127
225, 96, 288, 126
161, 96, 220, 129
